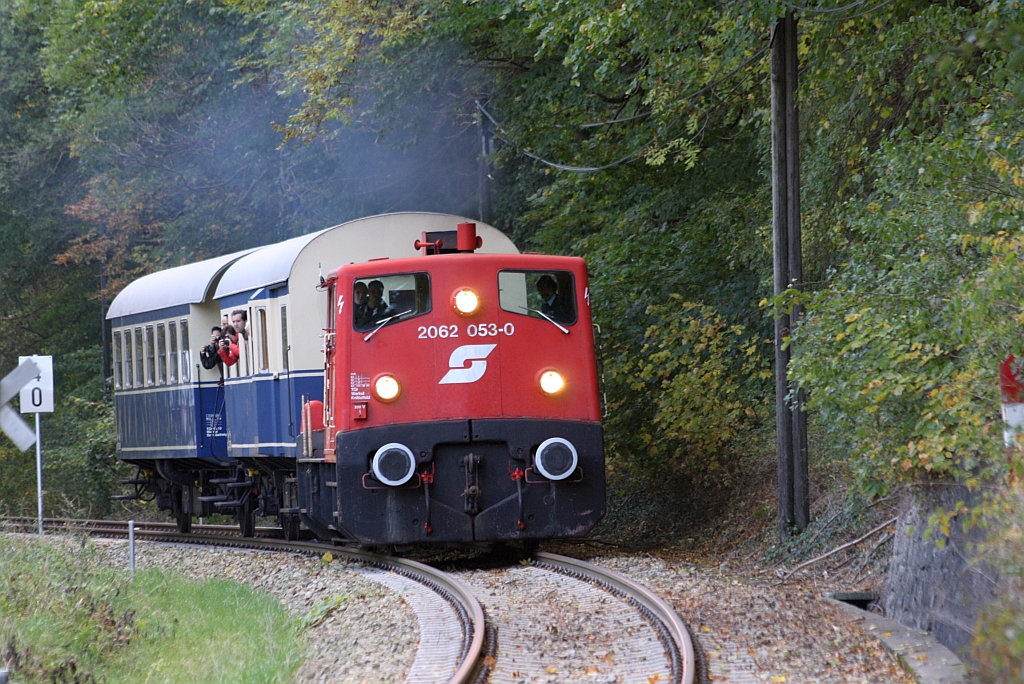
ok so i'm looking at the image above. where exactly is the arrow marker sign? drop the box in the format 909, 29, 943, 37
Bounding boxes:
0, 359, 40, 451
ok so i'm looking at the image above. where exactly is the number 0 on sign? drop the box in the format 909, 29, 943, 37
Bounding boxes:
18, 356, 54, 414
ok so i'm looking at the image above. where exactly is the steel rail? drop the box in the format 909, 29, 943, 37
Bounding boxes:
1, 518, 487, 684
533, 551, 704, 684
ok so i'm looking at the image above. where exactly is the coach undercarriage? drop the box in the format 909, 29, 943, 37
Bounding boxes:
118, 457, 301, 539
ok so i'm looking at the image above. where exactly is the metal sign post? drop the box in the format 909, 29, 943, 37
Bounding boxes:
19, 355, 54, 537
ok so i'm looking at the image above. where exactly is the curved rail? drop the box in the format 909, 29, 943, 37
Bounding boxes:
2, 518, 487, 684
533, 551, 704, 684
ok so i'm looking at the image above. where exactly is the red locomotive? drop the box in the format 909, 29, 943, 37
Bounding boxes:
298, 222, 605, 544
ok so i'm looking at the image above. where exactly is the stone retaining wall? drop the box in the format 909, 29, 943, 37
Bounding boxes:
883, 484, 1002, 661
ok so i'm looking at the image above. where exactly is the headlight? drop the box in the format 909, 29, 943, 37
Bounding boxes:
535, 437, 578, 481
373, 374, 401, 402
539, 370, 565, 395
453, 288, 481, 315
372, 443, 416, 486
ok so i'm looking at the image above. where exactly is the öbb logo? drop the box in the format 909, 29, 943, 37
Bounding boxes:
439, 344, 497, 385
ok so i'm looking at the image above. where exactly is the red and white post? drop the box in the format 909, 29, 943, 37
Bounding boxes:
999, 355, 1024, 448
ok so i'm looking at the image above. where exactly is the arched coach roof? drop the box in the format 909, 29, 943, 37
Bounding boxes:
106, 248, 258, 320
214, 212, 519, 299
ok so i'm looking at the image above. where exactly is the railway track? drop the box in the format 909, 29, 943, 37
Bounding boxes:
1, 518, 705, 684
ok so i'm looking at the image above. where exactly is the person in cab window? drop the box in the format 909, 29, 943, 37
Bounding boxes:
536, 275, 572, 323
200, 326, 225, 373
353, 281, 371, 326
366, 280, 395, 323
218, 324, 240, 367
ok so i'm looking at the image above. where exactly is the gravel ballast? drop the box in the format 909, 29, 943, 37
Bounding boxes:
42, 536, 919, 683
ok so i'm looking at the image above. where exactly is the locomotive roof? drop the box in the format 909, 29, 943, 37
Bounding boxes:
106, 247, 258, 320
213, 212, 518, 299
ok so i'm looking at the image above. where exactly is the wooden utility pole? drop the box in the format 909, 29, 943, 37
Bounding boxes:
772, 12, 809, 540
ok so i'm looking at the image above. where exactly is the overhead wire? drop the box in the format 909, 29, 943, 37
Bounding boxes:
784, 0, 873, 14
477, 44, 769, 173
804, 0, 897, 22
479, 0, 894, 173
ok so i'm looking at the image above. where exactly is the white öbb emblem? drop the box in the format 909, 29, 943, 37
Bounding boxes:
439, 344, 497, 385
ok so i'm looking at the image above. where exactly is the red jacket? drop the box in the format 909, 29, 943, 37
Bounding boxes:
218, 341, 239, 367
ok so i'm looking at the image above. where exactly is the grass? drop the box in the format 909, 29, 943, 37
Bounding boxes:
0, 535, 305, 683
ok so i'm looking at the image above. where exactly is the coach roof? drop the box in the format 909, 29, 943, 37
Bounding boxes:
213, 213, 519, 300
106, 248, 257, 320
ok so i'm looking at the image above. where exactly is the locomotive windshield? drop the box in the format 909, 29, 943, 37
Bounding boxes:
498, 270, 577, 325
353, 272, 431, 332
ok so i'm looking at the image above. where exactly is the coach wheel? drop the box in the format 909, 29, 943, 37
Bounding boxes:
282, 518, 300, 541
171, 487, 192, 534
238, 498, 255, 538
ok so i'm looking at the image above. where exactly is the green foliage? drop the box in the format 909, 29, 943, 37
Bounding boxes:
604, 298, 769, 482
0, 536, 304, 683
972, 489, 1024, 682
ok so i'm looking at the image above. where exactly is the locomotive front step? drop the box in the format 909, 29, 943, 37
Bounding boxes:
213, 500, 242, 509
208, 477, 238, 485
226, 482, 253, 489
197, 495, 228, 502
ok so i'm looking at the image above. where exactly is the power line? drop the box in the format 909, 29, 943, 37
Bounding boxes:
805, 0, 897, 22
478, 44, 770, 174
785, 0, 873, 14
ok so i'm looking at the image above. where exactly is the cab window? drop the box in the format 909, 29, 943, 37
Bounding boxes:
353, 273, 430, 332
498, 270, 577, 325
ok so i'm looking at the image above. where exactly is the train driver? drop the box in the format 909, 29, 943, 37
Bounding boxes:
536, 275, 573, 323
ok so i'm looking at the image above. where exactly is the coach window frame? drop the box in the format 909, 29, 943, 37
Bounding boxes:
179, 319, 191, 383
134, 328, 145, 388
168, 320, 179, 383
497, 269, 578, 326
257, 306, 270, 373
280, 305, 289, 371
113, 329, 123, 389
156, 322, 167, 385
351, 272, 432, 333
123, 330, 134, 388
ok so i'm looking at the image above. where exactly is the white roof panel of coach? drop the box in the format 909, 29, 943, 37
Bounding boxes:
106, 248, 258, 319
214, 229, 330, 299
213, 213, 519, 300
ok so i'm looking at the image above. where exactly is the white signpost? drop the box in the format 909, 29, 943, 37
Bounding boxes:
0, 359, 40, 452
19, 355, 54, 537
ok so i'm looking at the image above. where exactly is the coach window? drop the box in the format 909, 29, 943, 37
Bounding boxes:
134, 328, 145, 388
145, 326, 156, 385
124, 331, 134, 388
168, 320, 178, 383
498, 270, 577, 325
352, 273, 430, 332
113, 331, 122, 389
280, 305, 290, 371
257, 307, 270, 373
156, 322, 167, 384
180, 320, 191, 382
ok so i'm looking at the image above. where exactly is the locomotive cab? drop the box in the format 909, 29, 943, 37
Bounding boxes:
307, 227, 606, 544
